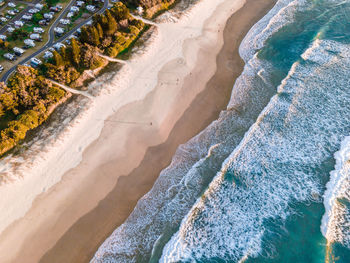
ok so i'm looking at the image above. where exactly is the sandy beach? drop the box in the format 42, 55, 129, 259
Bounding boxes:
0, 0, 276, 262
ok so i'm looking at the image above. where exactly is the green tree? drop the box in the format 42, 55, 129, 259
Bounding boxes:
11, 28, 28, 40
33, 13, 44, 24
46, 0, 59, 7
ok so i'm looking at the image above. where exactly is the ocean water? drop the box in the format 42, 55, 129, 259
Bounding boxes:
92, 0, 350, 262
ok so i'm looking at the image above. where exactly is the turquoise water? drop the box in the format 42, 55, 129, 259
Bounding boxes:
92, 1, 350, 262
160, 0, 350, 262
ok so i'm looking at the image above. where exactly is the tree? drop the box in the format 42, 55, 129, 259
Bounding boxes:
0, 92, 18, 114
130, 19, 145, 30
60, 46, 69, 63
79, 26, 90, 44
90, 26, 100, 46
33, 13, 44, 24
52, 50, 64, 67
71, 38, 81, 66
11, 28, 28, 40
0, 39, 10, 50
105, 10, 118, 35
111, 2, 130, 21
46, 0, 59, 7
18, 110, 39, 129
96, 23, 103, 39
79, 26, 100, 46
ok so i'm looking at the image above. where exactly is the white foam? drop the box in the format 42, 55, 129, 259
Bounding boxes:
161, 19, 350, 263
239, 0, 305, 61
92, 0, 301, 262
322, 136, 350, 247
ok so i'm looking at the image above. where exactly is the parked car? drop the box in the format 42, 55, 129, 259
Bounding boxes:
8, 2, 16, 8
30, 57, 42, 67
13, 47, 25, 56
4, 53, 15, 61
0, 65, 3, 72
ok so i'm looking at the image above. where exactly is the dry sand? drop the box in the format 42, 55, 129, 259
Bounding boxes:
0, 0, 276, 262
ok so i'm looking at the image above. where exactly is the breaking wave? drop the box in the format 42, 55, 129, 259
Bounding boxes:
95, 0, 350, 262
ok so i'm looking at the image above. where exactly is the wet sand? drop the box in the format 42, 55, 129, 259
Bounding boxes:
0, 0, 276, 262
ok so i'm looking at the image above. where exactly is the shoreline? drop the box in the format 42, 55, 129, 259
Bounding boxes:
0, 0, 277, 262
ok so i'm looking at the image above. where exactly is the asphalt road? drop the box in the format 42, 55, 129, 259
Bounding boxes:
0, 0, 109, 82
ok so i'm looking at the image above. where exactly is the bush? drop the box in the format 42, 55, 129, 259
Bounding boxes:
6, 120, 29, 141
129, 25, 140, 36
47, 86, 65, 102
18, 110, 39, 129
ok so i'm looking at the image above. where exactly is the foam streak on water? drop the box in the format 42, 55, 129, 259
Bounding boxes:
92, 0, 296, 262
95, 0, 350, 262
161, 7, 350, 263
322, 136, 350, 248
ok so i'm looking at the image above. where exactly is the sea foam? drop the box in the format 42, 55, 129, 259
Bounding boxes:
160, 24, 350, 263
92, 0, 295, 262
322, 136, 350, 248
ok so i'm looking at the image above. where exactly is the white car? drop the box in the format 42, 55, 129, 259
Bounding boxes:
8, 2, 16, 8
0, 65, 3, 72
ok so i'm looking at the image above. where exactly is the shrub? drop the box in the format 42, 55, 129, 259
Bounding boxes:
18, 110, 39, 129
